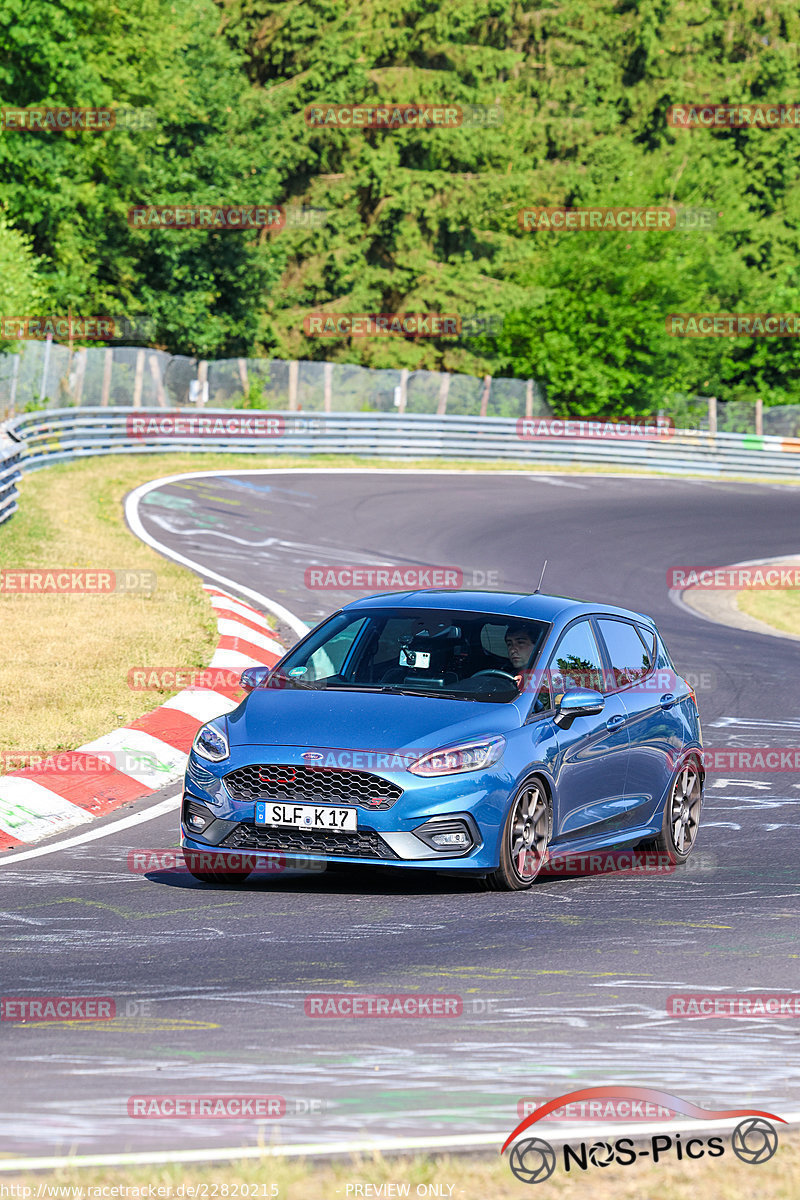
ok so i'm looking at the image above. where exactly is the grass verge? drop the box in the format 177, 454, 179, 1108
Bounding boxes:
736, 588, 800, 636
1, 1133, 799, 1199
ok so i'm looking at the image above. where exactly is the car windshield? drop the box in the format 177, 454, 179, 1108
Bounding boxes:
268, 607, 549, 702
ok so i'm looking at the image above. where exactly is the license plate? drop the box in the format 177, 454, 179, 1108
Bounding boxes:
255, 801, 358, 831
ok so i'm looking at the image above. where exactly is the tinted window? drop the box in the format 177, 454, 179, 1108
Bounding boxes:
271, 608, 549, 702
636, 624, 656, 667
597, 618, 651, 690
654, 632, 674, 670
523, 666, 553, 718
549, 621, 604, 694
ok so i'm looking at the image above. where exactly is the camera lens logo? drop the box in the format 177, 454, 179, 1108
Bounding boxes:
509, 1137, 556, 1184
588, 1140, 615, 1167
731, 1117, 779, 1164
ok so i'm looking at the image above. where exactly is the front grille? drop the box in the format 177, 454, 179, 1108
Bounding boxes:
223, 764, 403, 811
220, 822, 398, 860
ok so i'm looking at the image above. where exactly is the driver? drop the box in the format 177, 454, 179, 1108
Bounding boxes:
506, 624, 537, 681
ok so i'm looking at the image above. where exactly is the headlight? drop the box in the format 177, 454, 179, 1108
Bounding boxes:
407, 735, 505, 777
192, 720, 229, 762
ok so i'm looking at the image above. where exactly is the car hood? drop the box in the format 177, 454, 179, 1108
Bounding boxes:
227, 687, 523, 754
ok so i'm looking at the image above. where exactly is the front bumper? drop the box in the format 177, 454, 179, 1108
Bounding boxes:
180, 746, 514, 872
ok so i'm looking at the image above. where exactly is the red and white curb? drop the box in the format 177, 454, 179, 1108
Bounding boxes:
0, 585, 284, 851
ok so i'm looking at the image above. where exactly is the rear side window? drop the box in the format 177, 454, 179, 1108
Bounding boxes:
597, 618, 652, 690
549, 620, 604, 695
636, 624, 656, 667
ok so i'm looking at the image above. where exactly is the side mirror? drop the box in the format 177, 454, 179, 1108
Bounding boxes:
554, 687, 605, 728
240, 666, 271, 692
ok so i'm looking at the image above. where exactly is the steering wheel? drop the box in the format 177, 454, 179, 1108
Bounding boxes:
470, 669, 518, 684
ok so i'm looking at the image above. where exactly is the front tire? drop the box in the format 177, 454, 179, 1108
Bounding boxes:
643, 754, 703, 864
484, 778, 551, 891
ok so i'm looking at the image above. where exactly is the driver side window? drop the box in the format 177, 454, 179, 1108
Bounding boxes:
548, 620, 604, 697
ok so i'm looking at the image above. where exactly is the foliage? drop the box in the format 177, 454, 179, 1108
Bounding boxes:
1, 0, 799, 413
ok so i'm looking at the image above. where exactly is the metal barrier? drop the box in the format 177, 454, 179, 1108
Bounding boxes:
0, 429, 23, 525
0, 407, 797, 530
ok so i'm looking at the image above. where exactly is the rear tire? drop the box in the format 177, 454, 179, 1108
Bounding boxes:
641, 754, 703, 864
483, 778, 551, 891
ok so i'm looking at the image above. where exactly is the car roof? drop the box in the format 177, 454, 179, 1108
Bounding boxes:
340, 589, 656, 627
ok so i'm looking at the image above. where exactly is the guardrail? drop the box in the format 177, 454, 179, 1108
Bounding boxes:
1, 406, 799, 526
0, 431, 23, 526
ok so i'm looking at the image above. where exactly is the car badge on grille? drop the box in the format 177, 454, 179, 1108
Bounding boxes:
366, 797, 383, 807
302, 752, 324, 763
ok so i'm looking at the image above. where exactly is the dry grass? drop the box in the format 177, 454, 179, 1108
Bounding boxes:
737, 588, 800, 636
1, 1131, 798, 1199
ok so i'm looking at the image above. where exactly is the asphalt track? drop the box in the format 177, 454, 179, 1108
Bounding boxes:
3, 468, 800, 1159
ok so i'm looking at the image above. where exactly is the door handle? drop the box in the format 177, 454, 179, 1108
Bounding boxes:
606, 714, 625, 730
660, 693, 677, 709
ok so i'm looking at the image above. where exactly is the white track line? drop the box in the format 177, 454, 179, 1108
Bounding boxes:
0, 793, 181, 867
2, 1111, 799, 1171
125, 472, 311, 638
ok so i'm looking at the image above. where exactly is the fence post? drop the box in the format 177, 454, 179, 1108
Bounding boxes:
101, 348, 113, 406
238, 358, 249, 397
398, 368, 408, 414
148, 354, 167, 407
525, 379, 533, 419
197, 360, 209, 406
40, 333, 52, 403
9, 352, 20, 414
73, 348, 87, 406
133, 348, 145, 407
436, 372, 450, 416
479, 373, 491, 418
288, 360, 299, 410
323, 361, 333, 412
707, 395, 717, 435
755, 397, 763, 436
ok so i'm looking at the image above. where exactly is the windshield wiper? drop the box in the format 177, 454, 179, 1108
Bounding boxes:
377, 686, 476, 700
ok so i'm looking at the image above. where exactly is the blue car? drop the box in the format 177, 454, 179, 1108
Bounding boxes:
180, 590, 703, 890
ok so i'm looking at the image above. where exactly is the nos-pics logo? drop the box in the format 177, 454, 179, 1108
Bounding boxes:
501, 1086, 783, 1184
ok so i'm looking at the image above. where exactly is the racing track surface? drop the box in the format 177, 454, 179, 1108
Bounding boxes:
2, 470, 800, 1158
